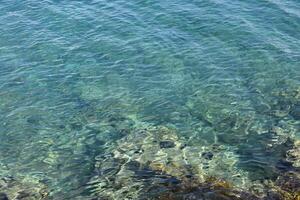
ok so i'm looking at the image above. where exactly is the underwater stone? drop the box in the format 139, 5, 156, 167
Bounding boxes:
89, 124, 300, 199
272, 172, 300, 200
88, 125, 263, 199
159, 141, 175, 149
287, 140, 300, 168
0, 175, 48, 200
276, 172, 300, 193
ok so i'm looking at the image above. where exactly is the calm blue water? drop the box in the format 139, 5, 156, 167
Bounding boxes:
0, 0, 299, 199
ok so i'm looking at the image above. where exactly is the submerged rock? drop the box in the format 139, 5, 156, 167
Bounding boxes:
0, 175, 49, 200
87, 123, 300, 200
287, 140, 300, 168
261, 172, 300, 200
87, 125, 262, 199
272, 87, 300, 120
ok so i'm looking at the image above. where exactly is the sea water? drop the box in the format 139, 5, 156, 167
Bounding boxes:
0, 0, 299, 199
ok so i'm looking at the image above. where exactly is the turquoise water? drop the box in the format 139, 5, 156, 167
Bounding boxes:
0, 0, 299, 199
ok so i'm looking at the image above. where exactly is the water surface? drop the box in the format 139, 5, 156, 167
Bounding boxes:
0, 0, 299, 199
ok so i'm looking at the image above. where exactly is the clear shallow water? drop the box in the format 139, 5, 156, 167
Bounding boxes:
0, 0, 299, 199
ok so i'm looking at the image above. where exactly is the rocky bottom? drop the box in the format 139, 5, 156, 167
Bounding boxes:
0, 125, 298, 200
0, 175, 49, 200
86, 126, 300, 200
